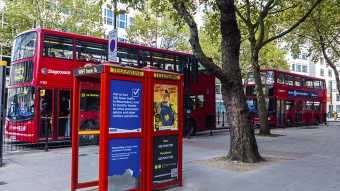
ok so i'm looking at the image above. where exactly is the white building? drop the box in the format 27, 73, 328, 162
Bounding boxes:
102, 1, 137, 41
287, 46, 339, 115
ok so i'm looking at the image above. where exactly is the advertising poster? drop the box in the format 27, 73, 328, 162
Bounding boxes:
109, 80, 142, 133
153, 135, 178, 183
154, 84, 178, 131
108, 138, 140, 190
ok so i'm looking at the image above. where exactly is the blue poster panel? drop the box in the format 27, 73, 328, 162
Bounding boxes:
109, 80, 142, 133
108, 138, 141, 190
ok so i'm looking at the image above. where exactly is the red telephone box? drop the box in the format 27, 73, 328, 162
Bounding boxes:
71, 63, 183, 191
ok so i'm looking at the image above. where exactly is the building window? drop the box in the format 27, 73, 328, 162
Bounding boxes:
302, 65, 307, 73
118, 37, 128, 42
320, 69, 324, 76
103, 8, 113, 25
216, 84, 221, 94
336, 105, 340, 112
337, 94, 340, 101
301, 53, 308, 60
119, 13, 127, 28
329, 105, 333, 113
291, 64, 295, 71
129, 17, 134, 26
329, 69, 332, 77
320, 57, 324, 65
296, 64, 302, 72
328, 80, 333, 89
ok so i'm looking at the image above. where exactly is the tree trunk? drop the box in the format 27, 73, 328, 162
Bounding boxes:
251, 50, 270, 135
172, 0, 262, 162
218, 0, 262, 162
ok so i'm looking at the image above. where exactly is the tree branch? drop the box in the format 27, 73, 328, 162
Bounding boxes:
262, 0, 323, 46
235, 6, 252, 28
255, 0, 275, 50
268, 3, 299, 15
170, 0, 226, 81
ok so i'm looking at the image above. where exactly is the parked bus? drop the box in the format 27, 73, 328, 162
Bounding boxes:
5, 28, 216, 143
245, 69, 327, 127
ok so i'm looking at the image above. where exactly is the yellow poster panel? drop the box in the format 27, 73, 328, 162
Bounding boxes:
154, 84, 178, 131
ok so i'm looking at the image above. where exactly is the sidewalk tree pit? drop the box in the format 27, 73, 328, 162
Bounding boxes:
71, 63, 183, 191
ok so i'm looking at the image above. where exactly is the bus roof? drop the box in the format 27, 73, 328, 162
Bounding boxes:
261, 68, 325, 81
19, 28, 193, 57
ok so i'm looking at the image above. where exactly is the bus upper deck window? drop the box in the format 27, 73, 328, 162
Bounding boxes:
43, 35, 73, 59
305, 80, 313, 88
285, 75, 294, 86
76, 40, 107, 62
266, 71, 274, 84
314, 80, 322, 89
247, 73, 255, 84
277, 73, 285, 84
295, 77, 301, 86
12, 32, 37, 61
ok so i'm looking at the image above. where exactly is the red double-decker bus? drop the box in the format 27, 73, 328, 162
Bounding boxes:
5, 28, 216, 143
245, 69, 327, 127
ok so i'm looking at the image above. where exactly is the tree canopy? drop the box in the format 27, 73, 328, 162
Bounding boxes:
126, 9, 190, 51
288, 0, 340, 92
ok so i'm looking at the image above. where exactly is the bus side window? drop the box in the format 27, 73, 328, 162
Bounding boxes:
295, 77, 301, 86
285, 101, 294, 111
305, 80, 313, 88
117, 48, 138, 66
76, 40, 107, 62
197, 95, 204, 108
277, 73, 285, 84
43, 35, 73, 59
285, 75, 294, 86
314, 80, 322, 89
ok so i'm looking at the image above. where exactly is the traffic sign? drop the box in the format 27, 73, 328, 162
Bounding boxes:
108, 29, 118, 62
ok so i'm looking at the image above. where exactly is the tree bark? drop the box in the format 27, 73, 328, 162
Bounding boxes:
171, 0, 262, 162
319, 35, 340, 94
251, 49, 270, 135
217, 0, 262, 162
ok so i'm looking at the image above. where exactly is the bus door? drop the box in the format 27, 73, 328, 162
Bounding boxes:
57, 90, 71, 139
295, 100, 303, 124
276, 99, 285, 127
39, 89, 53, 139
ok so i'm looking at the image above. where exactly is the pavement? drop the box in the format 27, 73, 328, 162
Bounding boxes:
1, 124, 340, 191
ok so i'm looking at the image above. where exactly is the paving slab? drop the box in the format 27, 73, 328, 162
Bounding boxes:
1, 124, 339, 191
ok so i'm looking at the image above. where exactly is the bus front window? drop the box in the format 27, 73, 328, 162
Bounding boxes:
12, 32, 37, 61
7, 87, 35, 121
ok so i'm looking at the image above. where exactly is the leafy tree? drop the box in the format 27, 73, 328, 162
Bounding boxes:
200, 10, 288, 77
0, 0, 104, 52
288, 0, 340, 93
235, 0, 323, 135
163, 0, 263, 162
126, 11, 190, 51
